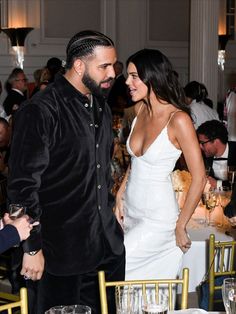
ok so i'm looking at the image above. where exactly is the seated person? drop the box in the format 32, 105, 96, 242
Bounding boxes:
224, 184, 236, 225
197, 120, 236, 189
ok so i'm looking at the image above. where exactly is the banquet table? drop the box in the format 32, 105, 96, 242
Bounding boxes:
180, 204, 234, 293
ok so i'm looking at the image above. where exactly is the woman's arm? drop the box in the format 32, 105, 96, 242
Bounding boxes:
170, 112, 206, 252
114, 164, 130, 228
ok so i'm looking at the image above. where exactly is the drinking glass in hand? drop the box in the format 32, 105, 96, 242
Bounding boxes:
222, 278, 236, 314
62, 305, 91, 314
9, 204, 26, 220
9, 204, 27, 247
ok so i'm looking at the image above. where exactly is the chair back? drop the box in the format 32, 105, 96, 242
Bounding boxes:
98, 268, 189, 314
0, 287, 28, 313
209, 233, 236, 310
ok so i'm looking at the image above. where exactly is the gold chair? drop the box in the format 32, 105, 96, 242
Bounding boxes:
98, 268, 189, 314
0, 287, 28, 313
208, 233, 236, 311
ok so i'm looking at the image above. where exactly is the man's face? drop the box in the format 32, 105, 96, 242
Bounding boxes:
13, 72, 28, 93
81, 46, 116, 98
198, 133, 217, 157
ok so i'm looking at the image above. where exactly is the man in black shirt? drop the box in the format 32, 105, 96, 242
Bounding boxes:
7, 30, 125, 314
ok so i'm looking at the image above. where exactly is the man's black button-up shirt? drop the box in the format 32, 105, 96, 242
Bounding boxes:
8, 75, 124, 275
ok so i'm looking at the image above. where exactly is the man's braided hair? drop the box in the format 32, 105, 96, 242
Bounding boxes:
66, 30, 114, 69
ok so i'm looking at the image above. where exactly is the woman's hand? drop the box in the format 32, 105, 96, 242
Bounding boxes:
114, 192, 124, 229
175, 222, 191, 253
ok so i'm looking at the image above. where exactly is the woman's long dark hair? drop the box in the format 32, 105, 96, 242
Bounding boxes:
126, 49, 190, 115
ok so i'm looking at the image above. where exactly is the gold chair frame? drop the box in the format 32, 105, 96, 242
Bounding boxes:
98, 268, 189, 314
209, 233, 236, 311
0, 287, 28, 313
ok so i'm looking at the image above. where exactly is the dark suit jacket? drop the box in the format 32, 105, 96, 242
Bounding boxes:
0, 224, 20, 254
204, 141, 236, 187
225, 183, 236, 218
3, 90, 26, 116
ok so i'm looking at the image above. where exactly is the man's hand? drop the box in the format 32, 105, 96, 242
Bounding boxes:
20, 250, 45, 281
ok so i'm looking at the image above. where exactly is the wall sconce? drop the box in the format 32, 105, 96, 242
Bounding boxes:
218, 34, 230, 71
0, 27, 34, 69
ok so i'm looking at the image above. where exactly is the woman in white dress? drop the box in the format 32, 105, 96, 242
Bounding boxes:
114, 49, 206, 280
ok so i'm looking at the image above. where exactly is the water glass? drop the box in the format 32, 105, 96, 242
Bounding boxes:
9, 203, 26, 220
62, 305, 91, 314
115, 286, 139, 314
222, 277, 236, 314
141, 289, 168, 314
45, 305, 65, 313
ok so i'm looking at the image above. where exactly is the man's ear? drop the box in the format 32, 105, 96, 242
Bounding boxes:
73, 59, 85, 76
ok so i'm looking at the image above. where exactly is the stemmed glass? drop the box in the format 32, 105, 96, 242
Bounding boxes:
228, 166, 236, 190
202, 190, 218, 226
222, 278, 236, 314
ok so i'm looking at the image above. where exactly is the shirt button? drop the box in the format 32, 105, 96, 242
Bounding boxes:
95, 124, 99, 128
97, 164, 101, 168
98, 205, 101, 210
99, 107, 102, 112
96, 144, 99, 148
90, 123, 93, 127
85, 103, 89, 108
97, 185, 101, 189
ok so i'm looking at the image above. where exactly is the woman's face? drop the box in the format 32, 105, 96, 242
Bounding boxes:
126, 62, 148, 102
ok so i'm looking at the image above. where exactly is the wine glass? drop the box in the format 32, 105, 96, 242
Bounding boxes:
222, 278, 236, 314
228, 166, 236, 190
202, 190, 218, 226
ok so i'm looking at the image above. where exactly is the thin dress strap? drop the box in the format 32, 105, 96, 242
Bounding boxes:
166, 110, 182, 127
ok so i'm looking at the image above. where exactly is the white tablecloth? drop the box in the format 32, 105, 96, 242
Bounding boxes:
180, 204, 233, 293
169, 310, 225, 314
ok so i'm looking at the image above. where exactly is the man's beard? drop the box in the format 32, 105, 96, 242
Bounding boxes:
82, 72, 113, 98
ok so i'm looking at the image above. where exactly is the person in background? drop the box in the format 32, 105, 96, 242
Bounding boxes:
0, 213, 37, 254
30, 69, 43, 97
197, 120, 236, 189
224, 87, 236, 142
184, 81, 219, 129
224, 182, 236, 227
46, 57, 64, 83
107, 60, 130, 115
3, 68, 28, 117
7, 30, 124, 314
115, 49, 205, 281
0, 117, 11, 177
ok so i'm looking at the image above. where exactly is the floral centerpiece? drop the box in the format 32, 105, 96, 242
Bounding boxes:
171, 170, 192, 209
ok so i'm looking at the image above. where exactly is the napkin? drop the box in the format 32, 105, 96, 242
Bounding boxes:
168, 309, 208, 314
